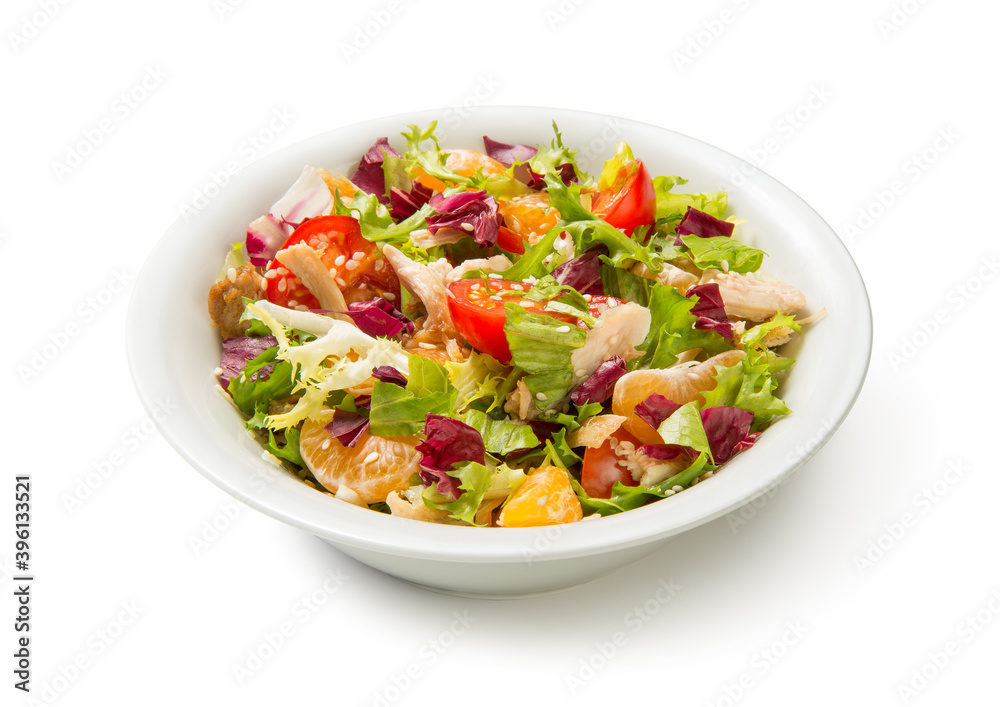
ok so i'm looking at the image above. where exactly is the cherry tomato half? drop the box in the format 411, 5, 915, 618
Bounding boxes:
264, 215, 399, 309
591, 159, 656, 238
581, 427, 642, 498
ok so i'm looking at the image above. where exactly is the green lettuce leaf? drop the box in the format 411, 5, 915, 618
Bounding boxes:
653, 176, 728, 224
227, 348, 297, 417
529, 121, 589, 184
699, 359, 792, 431
264, 427, 304, 467
444, 351, 512, 412
572, 453, 712, 516
368, 355, 459, 436
422, 461, 493, 525
461, 408, 540, 455
504, 303, 587, 405
597, 142, 638, 192
656, 401, 711, 458
681, 235, 765, 274
333, 188, 433, 246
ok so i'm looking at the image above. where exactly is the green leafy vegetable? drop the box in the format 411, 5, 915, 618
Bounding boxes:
653, 176, 728, 224
227, 348, 297, 417
681, 235, 765, 274
368, 355, 459, 436
504, 303, 587, 405
422, 461, 493, 525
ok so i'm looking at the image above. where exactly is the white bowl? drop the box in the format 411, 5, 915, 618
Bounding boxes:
127, 106, 871, 597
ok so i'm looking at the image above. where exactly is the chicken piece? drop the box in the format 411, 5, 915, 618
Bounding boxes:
504, 379, 540, 422
386, 487, 456, 523
700, 268, 806, 322
274, 243, 348, 312
569, 303, 651, 387
566, 414, 627, 449
631, 261, 698, 295
446, 255, 513, 284
207, 265, 265, 338
382, 245, 460, 343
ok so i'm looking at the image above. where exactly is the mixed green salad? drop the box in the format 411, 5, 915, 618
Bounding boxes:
207, 122, 810, 527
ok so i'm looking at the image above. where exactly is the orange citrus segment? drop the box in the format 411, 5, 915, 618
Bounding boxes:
412, 149, 507, 192
317, 169, 358, 201
499, 192, 560, 244
498, 465, 583, 527
611, 350, 746, 445
299, 419, 421, 505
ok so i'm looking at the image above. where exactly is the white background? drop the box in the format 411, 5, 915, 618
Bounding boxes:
3, 0, 998, 705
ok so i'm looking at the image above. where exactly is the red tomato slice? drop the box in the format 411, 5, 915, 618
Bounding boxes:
591, 159, 656, 238
263, 215, 399, 309
446, 279, 625, 363
496, 226, 526, 255
581, 428, 642, 498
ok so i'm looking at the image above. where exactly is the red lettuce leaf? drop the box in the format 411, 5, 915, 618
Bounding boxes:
700, 406, 754, 464
219, 335, 278, 388
415, 414, 486, 500
673, 206, 735, 245
571, 355, 626, 405
552, 246, 607, 296
686, 282, 733, 338
388, 182, 433, 220
634, 394, 682, 433
371, 365, 407, 387
345, 298, 414, 338
324, 409, 370, 449
426, 190, 501, 247
350, 137, 399, 204
483, 136, 538, 166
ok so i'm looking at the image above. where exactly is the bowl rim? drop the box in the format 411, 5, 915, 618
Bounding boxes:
127, 105, 872, 564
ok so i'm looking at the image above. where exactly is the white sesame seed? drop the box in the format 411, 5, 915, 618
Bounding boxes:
364, 452, 379, 464
575, 369, 587, 377
264, 269, 277, 279
351, 210, 361, 219
664, 489, 676, 497
383, 292, 396, 301
460, 222, 474, 232
609, 334, 620, 346
536, 392, 548, 401
213, 367, 223, 376
556, 325, 571, 333
335, 277, 347, 287
488, 273, 502, 279
375, 259, 384, 271
345, 261, 359, 271
226, 267, 237, 283
471, 283, 482, 290
446, 289, 456, 299
334, 254, 346, 267
352, 251, 365, 261
536, 495, 548, 507
490, 295, 502, 301
277, 279, 287, 292
511, 284, 524, 291
295, 304, 308, 311
321, 439, 331, 450
308, 238, 320, 248
672, 485, 684, 492
276, 267, 289, 276
583, 294, 593, 301
721, 259, 730, 272
288, 299, 298, 307
520, 300, 533, 307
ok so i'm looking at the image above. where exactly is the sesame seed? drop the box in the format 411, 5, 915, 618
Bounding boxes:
446, 288, 456, 299
490, 295, 502, 301
536, 495, 548, 507
617, 459, 628, 468
375, 259, 384, 271
556, 325, 571, 333
226, 267, 237, 283
345, 261, 359, 271
334, 254, 346, 267
488, 273, 502, 279
664, 489, 676, 497
536, 392, 548, 401
277, 279, 286, 292
352, 251, 365, 261
351, 210, 361, 219
511, 284, 524, 291
721, 259, 730, 272
213, 367, 223, 376
335, 277, 346, 287
321, 439, 331, 450
383, 292, 396, 301
295, 304, 308, 311
308, 238, 320, 248
264, 270, 277, 279
418, 342, 437, 350
471, 283, 482, 290
460, 222, 474, 232
672, 485, 684, 492
364, 452, 379, 464
583, 294, 592, 301
520, 300, 533, 307
276, 267, 289, 276
288, 299, 298, 307
575, 369, 587, 377
609, 334, 620, 346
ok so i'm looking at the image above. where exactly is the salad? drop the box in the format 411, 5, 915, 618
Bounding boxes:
207, 122, 812, 528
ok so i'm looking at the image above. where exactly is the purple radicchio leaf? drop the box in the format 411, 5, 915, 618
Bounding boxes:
345, 298, 415, 338
570, 356, 626, 405
552, 246, 607, 297
219, 335, 278, 388
483, 136, 538, 166
686, 282, 733, 339
732, 431, 760, 457
637, 444, 689, 461
415, 414, 486, 500
426, 190, 501, 247
371, 365, 407, 387
674, 206, 735, 246
388, 182, 433, 220
700, 406, 754, 464
634, 394, 683, 435
350, 137, 400, 204
324, 409, 370, 449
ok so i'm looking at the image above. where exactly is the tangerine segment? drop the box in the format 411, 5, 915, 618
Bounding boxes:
499, 193, 560, 244
412, 149, 507, 192
498, 465, 583, 527
317, 169, 358, 201
612, 350, 746, 445
299, 420, 421, 505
